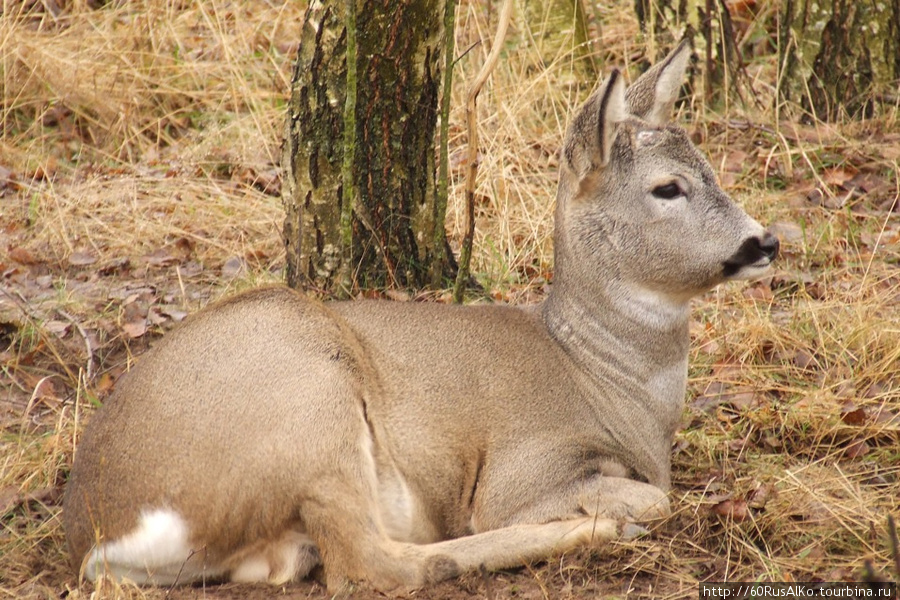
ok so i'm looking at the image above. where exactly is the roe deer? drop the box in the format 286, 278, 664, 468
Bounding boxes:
63, 39, 778, 593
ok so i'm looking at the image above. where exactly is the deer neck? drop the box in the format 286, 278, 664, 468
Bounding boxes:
543, 275, 691, 374
541, 274, 691, 486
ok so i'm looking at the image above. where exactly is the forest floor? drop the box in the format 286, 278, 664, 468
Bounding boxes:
1, 1, 899, 599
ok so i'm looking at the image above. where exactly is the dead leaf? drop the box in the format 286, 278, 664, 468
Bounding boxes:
871, 407, 900, 426
22, 375, 59, 401
0, 486, 61, 516
143, 248, 178, 267
834, 380, 856, 399
843, 437, 870, 459
763, 434, 782, 449
723, 149, 749, 173
743, 284, 773, 301
384, 289, 410, 302
147, 307, 168, 326
719, 171, 738, 189
96, 372, 115, 394
67, 251, 97, 267
692, 381, 729, 413
245, 248, 269, 262
768, 221, 804, 244
122, 320, 147, 339
9, 247, 39, 265
711, 498, 750, 522
747, 483, 777, 509
173, 237, 194, 257
846, 171, 890, 196
840, 401, 868, 426
0, 165, 19, 193
697, 339, 720, 355
221, 256, 245, 278
160, 307, 188, 322
791, 350, 816, 370
252, 168, 281, 196
98, 257, 130, 276
44, 320, 70, 336
726, 390, 760, 411
727, 437, 748, 452
806, 187, 825, 206
823, 167, 857, 187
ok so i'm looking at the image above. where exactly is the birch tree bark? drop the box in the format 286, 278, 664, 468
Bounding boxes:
282, 0, 453, 295
779, 0, 900, 121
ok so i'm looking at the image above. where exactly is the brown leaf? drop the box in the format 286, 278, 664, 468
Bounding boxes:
160, 307, 188, 322
840, 401, 868, 426
712, 498, 750, 522
823, 167, 857, 187
9, 247, 39, 265
21, 375, 59, 401
697, 339, 721, 355
846, 171, 890, 196
0, 486, 61, 516
834, 380, 856, 399
68, 251, 97, 267
122, 320, 147, 339
147, 307, 168, 326
98, 257, 130, 276
727, 437, 748, 452
726, 390, 760, 411
252, 168, 281, 196
843, 437, 870, 459
0, 165, 19, 192
791, 350, 816, 369
691, 381, 729, 413
743, 284, 773, 301
767, 221, 804, 244
723, 149, 749, 173
173, 237, 194, 257
143, 248, 178, 267
748, 483, 777, 509
245, 248, 269, 262
221, 256, 245, 278
96, 372, 115, 394
44, 320, 70, 336
872, 407, 900, 426
763, 434, 782, 449
384, 289, 410, 302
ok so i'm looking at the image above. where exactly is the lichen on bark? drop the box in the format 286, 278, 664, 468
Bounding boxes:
282, 0, 453, 295
779, 0, 899, 121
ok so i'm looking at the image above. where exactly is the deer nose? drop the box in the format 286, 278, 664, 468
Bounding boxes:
759, 231, 779, 261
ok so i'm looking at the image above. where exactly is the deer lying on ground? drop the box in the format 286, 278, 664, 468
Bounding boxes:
64, 40, 778, 593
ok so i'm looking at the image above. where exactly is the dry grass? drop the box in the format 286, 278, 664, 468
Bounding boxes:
1, 1, 898, 598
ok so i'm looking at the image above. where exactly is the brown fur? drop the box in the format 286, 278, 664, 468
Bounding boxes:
63, 40, 776, 593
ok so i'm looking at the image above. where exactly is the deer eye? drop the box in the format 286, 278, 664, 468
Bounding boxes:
651, 182, 683, 200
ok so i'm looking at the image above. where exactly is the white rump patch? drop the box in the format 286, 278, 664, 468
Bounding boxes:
84, 508, 219, 585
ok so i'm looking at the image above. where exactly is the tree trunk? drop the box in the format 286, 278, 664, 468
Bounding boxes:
282, 0, 452, 295
779, 0, 900, 121
520, 0, 599, 79
634, 0, 687, 47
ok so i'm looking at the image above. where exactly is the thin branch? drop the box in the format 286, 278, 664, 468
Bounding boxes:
453, 0, 513, 303
338, 0, 358, 297
432, 0, 459, 288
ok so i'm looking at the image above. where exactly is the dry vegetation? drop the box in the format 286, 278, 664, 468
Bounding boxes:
1, 1, 899, 599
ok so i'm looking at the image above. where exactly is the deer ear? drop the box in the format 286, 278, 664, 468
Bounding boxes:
625, 38, 692, 126
562, 69, 627, 179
